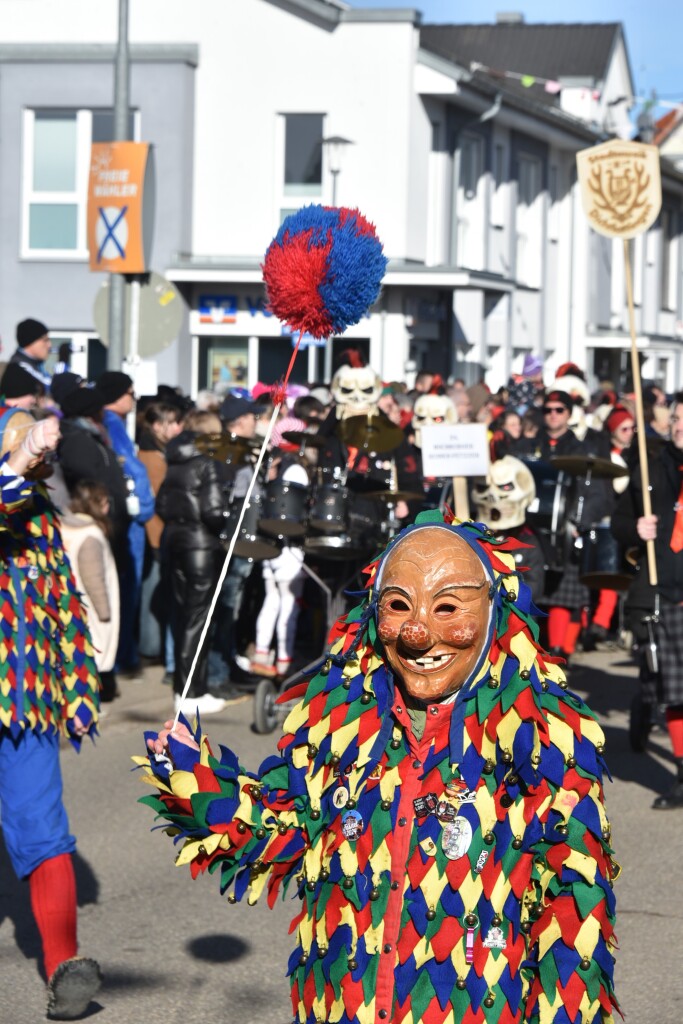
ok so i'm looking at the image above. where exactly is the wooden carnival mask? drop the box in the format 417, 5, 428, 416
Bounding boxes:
377, 528, 491, 703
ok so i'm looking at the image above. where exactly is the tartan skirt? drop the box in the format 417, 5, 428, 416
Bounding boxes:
656, 601, 683, 707
542, 550, 589, 611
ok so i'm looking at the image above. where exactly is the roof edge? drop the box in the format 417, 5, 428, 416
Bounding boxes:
342, 7, 421, 23
0, 43, 199, 66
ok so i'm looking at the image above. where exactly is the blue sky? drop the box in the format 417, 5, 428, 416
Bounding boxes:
348, 1, 681, 118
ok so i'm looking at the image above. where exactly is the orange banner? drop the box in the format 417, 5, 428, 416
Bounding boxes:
87, 142, 154, 273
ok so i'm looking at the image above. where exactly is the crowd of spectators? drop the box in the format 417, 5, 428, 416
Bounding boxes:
1, 325, 671, 717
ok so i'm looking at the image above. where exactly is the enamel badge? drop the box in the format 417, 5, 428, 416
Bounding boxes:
441, 817, 472, 860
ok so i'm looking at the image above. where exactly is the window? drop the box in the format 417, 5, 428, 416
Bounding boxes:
491, 143, 507, 228
22, 107, 137, 259
516, 154, 543, 287
456, 133, 485, 270
660, 207, 679, 311
548, 164, 559, 241
284, 113, 323, 196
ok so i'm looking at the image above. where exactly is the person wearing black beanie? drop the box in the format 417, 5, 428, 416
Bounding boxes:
98, 369, 155, 676
96, 371, 134, 407
0, 363, 45, 408
10, 318, 52, 389
58, 385, 130, 583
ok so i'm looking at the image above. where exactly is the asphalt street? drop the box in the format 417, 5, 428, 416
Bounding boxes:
1, 646, 681, 1023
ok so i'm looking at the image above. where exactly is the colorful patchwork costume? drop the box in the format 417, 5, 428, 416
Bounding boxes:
0, 432, 101, 1016
139, 511, 618, 1024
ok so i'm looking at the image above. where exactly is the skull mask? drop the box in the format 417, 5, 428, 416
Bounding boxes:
331, 365, 382, 419
412, 394, 458, 448
472, 455, 536, 531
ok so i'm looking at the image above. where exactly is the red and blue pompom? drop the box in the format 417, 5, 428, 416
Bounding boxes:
262, 205, 388, 339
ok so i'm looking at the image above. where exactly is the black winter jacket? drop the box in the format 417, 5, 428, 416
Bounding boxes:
58, 416, 130, 567
612, 440, 683, 606
156, 431, 228, 551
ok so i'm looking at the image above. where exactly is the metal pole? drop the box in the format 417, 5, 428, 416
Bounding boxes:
107, 0, 130, 370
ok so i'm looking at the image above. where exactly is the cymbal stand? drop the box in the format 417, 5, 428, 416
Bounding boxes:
573, 462, 594, 531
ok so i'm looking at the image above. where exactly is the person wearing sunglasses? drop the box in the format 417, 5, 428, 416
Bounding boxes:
516, 390, 593, 664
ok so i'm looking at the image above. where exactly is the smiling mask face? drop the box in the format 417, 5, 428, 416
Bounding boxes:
376, 529, 491, 703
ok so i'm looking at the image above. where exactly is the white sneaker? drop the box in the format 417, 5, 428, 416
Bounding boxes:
174, 692, 227, 716
234, 654, 252, 674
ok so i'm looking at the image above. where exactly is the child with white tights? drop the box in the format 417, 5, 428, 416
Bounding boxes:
251, 427, 309, 678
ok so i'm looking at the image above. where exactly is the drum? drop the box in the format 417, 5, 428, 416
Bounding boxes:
259, 480, 308, 538
521, 458, 569, 567
223, 495, 281, 561
579, 524, 633, 591
309, 481, 349, 534
305, 493, 382, 561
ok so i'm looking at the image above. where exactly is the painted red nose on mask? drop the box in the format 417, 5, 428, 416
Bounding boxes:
399, 619, 433, 650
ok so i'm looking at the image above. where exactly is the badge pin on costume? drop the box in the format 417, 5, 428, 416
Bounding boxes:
474, 850, 489, 874
333, 787, 349, 810
441, 816, 473, 860
341, 809, 364, 841
483, 926, 507, 950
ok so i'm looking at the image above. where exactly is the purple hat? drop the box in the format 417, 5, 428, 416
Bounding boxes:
522, 353, 543, 378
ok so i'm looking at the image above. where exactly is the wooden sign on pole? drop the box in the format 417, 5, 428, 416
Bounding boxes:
576, 139, 662, 586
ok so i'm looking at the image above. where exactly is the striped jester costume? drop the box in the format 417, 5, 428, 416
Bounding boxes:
0, 452, 100, 740
137, 511, 618, 1024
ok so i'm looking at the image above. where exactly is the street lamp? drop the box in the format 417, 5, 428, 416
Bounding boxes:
322, 135, 354, 206
637, 90, 657, 144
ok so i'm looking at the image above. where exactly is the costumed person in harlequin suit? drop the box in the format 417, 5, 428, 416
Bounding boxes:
140, 509, 618, 1024
471, 455, 546, 602
612, 393, 683, 809
0, 408, 101, 1019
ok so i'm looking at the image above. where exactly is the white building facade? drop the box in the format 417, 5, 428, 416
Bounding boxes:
0, 0, 681, 393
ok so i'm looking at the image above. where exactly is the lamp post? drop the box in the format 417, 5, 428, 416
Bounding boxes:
322, 135, 354, 206
636, 90, 658, 144
108, 0, 130, 370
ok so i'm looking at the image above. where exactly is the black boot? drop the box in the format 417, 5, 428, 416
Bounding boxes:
652, 759, 683, 809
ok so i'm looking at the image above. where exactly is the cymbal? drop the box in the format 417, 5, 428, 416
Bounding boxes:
281, 430, 327, 449
194, 432, 255, 464
550, 455, 628, 480
336, 415, 405, 453
365, 489, 424, 503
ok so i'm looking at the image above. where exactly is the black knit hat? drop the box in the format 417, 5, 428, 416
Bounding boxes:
0, 363, 45, 398
50, 371, 84, 408
96, 371, 134, 405
16, 318, 49, 348
60, 384, 106, 419
544, 389, 574, 412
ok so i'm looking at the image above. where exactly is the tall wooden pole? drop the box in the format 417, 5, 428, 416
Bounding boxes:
623, 238, 658, 586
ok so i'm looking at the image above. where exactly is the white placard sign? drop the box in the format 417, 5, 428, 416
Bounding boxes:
420, 423, 490, 478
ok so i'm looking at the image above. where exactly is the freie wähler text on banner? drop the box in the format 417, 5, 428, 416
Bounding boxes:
87, 142, 155, 274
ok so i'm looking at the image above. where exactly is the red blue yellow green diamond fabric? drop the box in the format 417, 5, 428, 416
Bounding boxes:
137, 514, 618, 1023
0, 462, 100, 742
